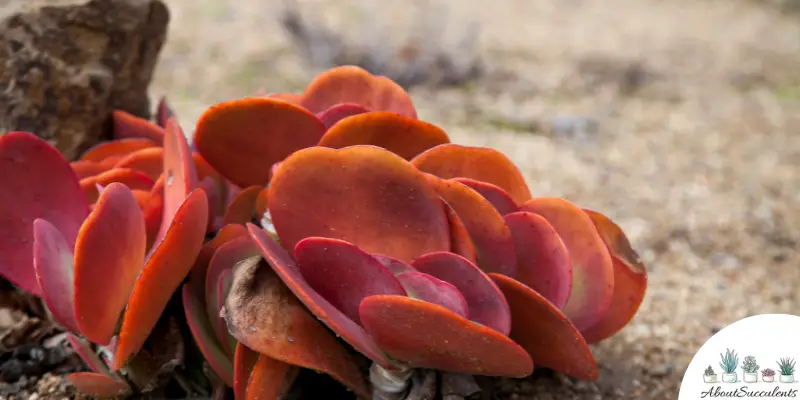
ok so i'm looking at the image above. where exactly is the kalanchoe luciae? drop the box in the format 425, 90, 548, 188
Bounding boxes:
0, 66, 649, 399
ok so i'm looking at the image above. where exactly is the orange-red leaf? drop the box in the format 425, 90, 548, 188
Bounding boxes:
411, 252, 511, 335
71, 160, 110, 179
580, 210, 648, 344
188, 223, 250, 297
142, 176, 165, 251
520, 198, 614, 331
490, 273, 598, 380
254, 188, 269, 218
295, 237, 407, 325
246, 355, 298, 400
396, 272, 468, 318
113, 147, 164, 180
80, 138, 157, 163
194, 97, 326, 188
315, 103, 369, 129
425, 175, 516, 276
317, 111, 449, 160
504, 211, 572, 309
222, 254, 370, 398
268, 145, 450, 263
359, 295, 533, 377
154, 118, 200, 246
66, 333, 111, 376
223, 185, 264, 225
247, 224, 390, 367
68, 372, 130, 398
79, 168, 155, 204
113, 110, 166, 145
74, 183, 146, 345
300, 65, 417, 118
373, 254, 415, 275
33, 219, 79, 332
452, 178, 518, 215
234, 343, 259, 400
265, 92, 302, 105
183, 284, 234, 387
442, 200, 478, 264
113, 189, 209, 369
411, 144, 532, 205
156, 97, 176, 129
0, 132, 89, 295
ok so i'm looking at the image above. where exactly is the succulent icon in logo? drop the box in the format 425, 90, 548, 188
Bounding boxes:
778, 357, 796, 383
703, 365, 719, 383
719, 348, 740, 383
742, 355, 759, 383
762, 368, 776, 383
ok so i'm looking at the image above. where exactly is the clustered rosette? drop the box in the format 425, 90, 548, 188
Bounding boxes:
0, 66, 647, 399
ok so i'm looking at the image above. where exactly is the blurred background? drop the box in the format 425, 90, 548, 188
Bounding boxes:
154, 0, 800, 397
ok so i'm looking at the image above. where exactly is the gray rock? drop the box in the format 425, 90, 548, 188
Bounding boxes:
0, 0, 169, 160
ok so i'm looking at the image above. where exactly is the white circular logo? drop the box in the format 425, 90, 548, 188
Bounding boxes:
679, 314, 800, 399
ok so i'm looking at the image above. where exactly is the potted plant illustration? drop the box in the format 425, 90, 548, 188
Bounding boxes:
720, 348, 740, 383
778, 358, 796, 383
762, 368, 776, 383
742, 356, 760, 383
704, 365, 719, 383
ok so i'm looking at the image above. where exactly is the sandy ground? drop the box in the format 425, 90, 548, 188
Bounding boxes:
158, 0, 799, 398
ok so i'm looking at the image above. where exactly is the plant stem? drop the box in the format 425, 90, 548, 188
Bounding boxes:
370, 363, 412, 400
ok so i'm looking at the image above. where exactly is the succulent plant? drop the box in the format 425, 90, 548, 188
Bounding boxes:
704, 366, 715, 376
0, 66, 649, 399
778, 358, 796, 376
719, 349, 739, 374
742, 355, 759, 374
762, 368, 776, 377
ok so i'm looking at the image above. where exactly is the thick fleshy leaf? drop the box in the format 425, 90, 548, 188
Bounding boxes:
221, 255, 370, 398
215, 270, 237, 355
156, 97, 176, 129
504, 212, 572, 309
32, 219, 79, 332
188, 224, 249, 296
269, 145, 450, 262
223, 185, 263, 225
80, 138, 157, 162
490, 273, 598, 380
300, 65, 417, 118
411, 144, 532, 205
254, 188, 269, 217
68, 372, 130, 398
194, 97, 326, 188
73, 183, 147, 345
248, 224, 390, 367
266, 92, 302, 104
246, 355, 299, 400
425, 175, 516, 276
80, 168, 155, 204
359, 295, 533, 377
142, 175, 165, 251
113, 189, 209, 369
452, 178, 518, 215
113, 147, 164, 180
234, 343, 259, 400
520, 198, 614, 331
294, 237, 407, 325
113, 110, 166, 145
66, 333, 111, 376
580, 210, 648, 344
315, 103, 369, 129
182, 284, 234, 387
0, 132, 90, 295
442, 200, 478, 264
396, 272, 468, 318
71, 160, 110, 179
373, 254, 415, 275
411, 252, 511, 335
317, 111, 449, 160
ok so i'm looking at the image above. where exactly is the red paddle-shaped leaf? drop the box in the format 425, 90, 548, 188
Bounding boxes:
66, 333, 111, 376
504, 212, 572, 309
442, 200, 478, 264
80, 138, 157, 162
142, 176, 165, 251
255, 188, 269, 218
316, 103, 369, 129
112, 110, 166, 145
223, 185, 263, 225
189, 224, 249, 296
194, 97, 326, 188
396, 272, 468, 318
222, 255, 370, 398
359, 295, 533, 377
266, 92, 302, 104
71, 160, 110, 179
412, 144, 532, 205
317, 112, 450, 160
80, 168, 155, 204
33, 219, 79, 332
74, 183, 146, 345
0, 132, 89, 295
113, 189, 209, 369
114, 147, 164, 180
300, 65, 417, 118
490, 273, 598, 380
373, 254, 415, 275
215, 270, 238, 356
155, 117, 200, 246
246, 355, 299, 400
68, 372, 130, 398
295, 237, 407, 325
580, 210, 648, 344
520, 198, 614, 331
452, 178, 518, 215
182, 284, 234, 386
425, 175, 516, 277
411, 252, 511, 335
234, 343, 259, 400
268, 145, 450, 262
247, 225, 390, 367
156, 97, 176, 129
